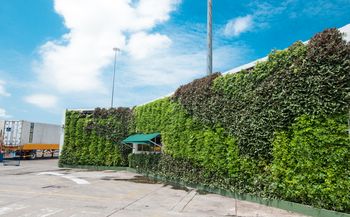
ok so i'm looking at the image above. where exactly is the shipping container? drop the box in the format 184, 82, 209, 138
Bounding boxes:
0, 120, 61, 159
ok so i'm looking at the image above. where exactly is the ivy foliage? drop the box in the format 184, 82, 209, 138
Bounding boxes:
272, 114, 350, 212
129, 28, 350, 213
59, 108, 133, 167
128, 152, 270, 196
133, 98, 238, 175
128, 153, 161, 173
173, 28, 350, 159
133, 98, 271, 195
129, 114, 350, 212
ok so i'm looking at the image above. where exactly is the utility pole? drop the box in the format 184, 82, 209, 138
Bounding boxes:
207, 0, 213, 75
111, 47, 120, 108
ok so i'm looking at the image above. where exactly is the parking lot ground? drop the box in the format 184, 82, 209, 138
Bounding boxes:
0, 159, 308, 217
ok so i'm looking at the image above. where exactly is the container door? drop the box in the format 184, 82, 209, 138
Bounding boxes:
2, 121, 22, 166
3, 121, 22, 147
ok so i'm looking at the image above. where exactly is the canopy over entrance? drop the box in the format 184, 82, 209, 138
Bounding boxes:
122, 133, 160, 144
122, 133, 162, 154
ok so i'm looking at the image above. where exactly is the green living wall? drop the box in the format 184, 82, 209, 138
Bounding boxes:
59, 108, 133, 167
130, 28, 350, 213
60, 28, 350, 213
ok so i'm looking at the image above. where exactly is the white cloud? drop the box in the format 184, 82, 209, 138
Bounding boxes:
127, 32, 172, 59
0, 80, 10, 97
222, 1, 296, 37
0, 108, 8, 118
224, 15, 253, 37
24, 94, 58, 109
34, 0, 179, 93
30, 0, 249, 111
121, 50, 205, 86
134, 47, 243, 85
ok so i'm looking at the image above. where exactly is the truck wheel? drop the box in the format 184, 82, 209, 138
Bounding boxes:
30, 151, 36, 160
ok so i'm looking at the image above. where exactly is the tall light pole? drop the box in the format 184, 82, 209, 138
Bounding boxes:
207, 0, 212, 75
111, 47, 120, 108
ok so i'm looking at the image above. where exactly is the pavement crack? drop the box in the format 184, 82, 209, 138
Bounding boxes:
170, 189, 194, 211
171, 189, 197, 212
180, 191, 197, 212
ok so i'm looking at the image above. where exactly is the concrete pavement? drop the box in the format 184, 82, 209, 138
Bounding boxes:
0, 159, 308, 217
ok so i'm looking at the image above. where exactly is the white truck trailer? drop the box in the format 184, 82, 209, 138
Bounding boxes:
0, 120, 61, 159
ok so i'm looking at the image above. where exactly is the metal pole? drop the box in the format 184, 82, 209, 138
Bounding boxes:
111, 48, 119, 108
207, 0, 213, 75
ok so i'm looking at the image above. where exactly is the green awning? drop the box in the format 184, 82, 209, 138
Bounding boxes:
122, 133, 160, 144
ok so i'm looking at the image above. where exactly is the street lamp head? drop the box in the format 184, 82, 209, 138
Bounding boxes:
113, 47, 120, 52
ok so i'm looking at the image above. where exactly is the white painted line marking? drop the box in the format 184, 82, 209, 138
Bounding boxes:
18, 208, 63, 217
39, 208, 63, 217
38, 172, 90, 185
0, 204, 28, 216
0, 207, 11, 216
63, 174, 90, 185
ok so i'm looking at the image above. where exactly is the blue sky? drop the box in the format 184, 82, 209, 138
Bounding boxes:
0, 0, 349, 124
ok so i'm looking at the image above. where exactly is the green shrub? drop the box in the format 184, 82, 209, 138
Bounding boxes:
129, 28, 350, 212
129, 152, 271, 196
128, 153, 161, 173
272, 114, 350, 212
133, 98, 272, 195
173, 28, 349, 160
134, 98, 241, 178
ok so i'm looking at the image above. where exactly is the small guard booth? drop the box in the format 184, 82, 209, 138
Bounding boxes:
122, 133, 162, 154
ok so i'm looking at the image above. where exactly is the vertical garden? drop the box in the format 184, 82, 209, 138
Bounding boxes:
59, 107, 133, 167
59, 28, 350, 213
